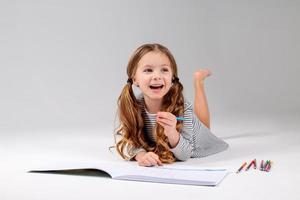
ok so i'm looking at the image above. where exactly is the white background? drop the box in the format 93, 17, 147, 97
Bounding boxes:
1, 1, 299, 199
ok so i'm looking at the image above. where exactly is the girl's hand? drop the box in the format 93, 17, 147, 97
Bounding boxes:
156, 112, 180, 147
135, 151, 163, 167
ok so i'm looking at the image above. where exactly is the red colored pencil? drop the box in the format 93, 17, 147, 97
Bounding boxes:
253, 159, 257, 169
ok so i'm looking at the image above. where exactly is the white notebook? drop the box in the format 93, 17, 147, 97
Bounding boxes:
29, 161, 229, 186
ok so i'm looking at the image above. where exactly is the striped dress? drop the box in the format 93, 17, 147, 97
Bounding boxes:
130, 95, 229, 161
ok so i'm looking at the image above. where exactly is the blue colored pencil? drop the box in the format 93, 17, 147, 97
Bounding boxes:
176, 117, 186, 121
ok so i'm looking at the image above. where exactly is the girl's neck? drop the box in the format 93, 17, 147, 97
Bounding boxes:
144, 97, 162, 114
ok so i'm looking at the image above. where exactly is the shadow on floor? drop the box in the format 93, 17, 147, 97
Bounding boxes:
221, 131, 281, 140
29, 168, 111, 178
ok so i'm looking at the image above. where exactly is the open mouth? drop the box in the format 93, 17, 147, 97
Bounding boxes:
149, 85, 164, 89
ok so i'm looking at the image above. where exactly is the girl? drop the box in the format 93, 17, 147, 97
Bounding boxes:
115, 43, 228, 167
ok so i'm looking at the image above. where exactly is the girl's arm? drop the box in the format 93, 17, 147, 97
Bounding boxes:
156, 112, 193, 161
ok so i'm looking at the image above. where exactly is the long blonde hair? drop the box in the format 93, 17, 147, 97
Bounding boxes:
115, 43, 184, 163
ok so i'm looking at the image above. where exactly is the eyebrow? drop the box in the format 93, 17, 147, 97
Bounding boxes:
143, 64, 170, 68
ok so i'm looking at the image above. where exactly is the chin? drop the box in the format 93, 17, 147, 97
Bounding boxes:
145, 93, 165, 100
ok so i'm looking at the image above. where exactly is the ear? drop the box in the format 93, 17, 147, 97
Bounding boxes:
172, 76, 179, 83
132, 77, 139, 87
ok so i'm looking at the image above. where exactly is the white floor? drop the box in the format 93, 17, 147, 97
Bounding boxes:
1, 113, 300, 200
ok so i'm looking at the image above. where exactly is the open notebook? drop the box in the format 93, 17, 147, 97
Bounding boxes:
29, 161, 229, 186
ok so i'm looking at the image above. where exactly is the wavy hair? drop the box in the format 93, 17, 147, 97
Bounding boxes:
115, 43, 185, 163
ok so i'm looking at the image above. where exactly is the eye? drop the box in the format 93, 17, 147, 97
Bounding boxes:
162, 68, 169, 72
144, 68, 153, 73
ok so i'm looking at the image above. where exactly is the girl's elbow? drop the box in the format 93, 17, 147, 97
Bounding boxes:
175, 152, 192, 161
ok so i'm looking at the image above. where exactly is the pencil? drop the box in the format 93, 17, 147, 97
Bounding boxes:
260, 160, 264, 171
246, 159, 256, 171
263, 160, 270, 171
265, 160, 272, 172
236, 162, 247, 173
176, 117, 186, 121
245, 161, 253, 171
253, 159, 257, 169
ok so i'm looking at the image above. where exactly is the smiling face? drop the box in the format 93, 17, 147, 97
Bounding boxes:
133, 51, 173, 103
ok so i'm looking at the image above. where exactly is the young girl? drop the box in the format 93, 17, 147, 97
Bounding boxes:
115, 43, 228, 167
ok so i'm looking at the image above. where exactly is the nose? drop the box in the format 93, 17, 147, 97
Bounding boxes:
153, 71, 162, 80
153, 76, 161, 80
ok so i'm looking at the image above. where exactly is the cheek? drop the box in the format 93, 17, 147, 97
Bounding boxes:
138, 77, 150, 88
135, 73, 147, 83
165, 76, 173, 85
140, 76, 150, 84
